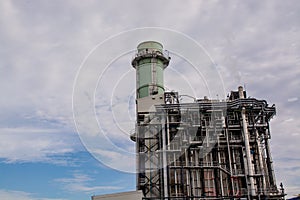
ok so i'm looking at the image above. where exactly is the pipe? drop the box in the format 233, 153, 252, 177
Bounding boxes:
256, 130, 266, 194
185, 149, 190, 196
162, 113, 169, 198
217, 137, 225, 196
195, 149, 201, 197
239, 86, 256, 196
174, 153, 178, 196
225, 128, 235, 195
265, 131, 276, 188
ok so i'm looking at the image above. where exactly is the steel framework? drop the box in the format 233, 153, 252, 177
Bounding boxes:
131, 88, 285, 200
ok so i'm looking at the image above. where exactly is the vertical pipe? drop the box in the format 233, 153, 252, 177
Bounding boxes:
265, 132, 276, 188
180, 156, 184, 196
200, 157, 205, 197
195, 149, 201, 197
135, 57, 140, 98
162, 113, 169, 198
191, 152, 195, 197
174, 153, 178, 196
185, 149, 190, 196
151, 58, 157, 94
218, 138, 225, 196
232, 148, 240, 196
256, 130, 266, 194
210, 153, 215, 196
226, 128, 235, 195
239, 86, 256, 197
136, 125, 140, 191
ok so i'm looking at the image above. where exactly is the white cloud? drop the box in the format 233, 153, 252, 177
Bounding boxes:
0, 127, 81, 164
54, 173, 123, 193
91, 148, 135, 170
288, 97, 298, 102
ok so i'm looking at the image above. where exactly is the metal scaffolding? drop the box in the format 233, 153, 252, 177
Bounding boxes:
131, 88, 285, 200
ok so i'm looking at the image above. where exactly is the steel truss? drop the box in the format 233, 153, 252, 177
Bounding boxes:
133, 91, 285, 200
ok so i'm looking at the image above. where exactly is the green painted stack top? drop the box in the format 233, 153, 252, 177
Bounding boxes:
132, 41, 170, 99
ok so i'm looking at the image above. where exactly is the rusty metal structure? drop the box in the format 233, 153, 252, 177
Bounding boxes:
131, 41, 285, 200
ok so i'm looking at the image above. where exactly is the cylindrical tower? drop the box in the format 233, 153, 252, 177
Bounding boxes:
132, 41, 170, 99
131, 41, 170, 198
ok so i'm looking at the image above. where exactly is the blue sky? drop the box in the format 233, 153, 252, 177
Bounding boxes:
1, 1, 300, 199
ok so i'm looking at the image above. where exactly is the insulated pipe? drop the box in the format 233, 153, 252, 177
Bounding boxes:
239, 86, 256, 196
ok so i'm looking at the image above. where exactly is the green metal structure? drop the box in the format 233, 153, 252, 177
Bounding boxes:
132, 41, 170, 99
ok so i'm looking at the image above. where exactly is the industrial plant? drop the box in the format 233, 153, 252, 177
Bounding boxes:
92, 41, 285, 200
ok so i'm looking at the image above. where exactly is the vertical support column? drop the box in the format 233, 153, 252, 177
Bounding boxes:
239, 86, 256, 197
265, 128, 276, 188
135, 124, 140, 191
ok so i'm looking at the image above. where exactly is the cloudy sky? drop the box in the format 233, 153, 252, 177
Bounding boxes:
1, 0, 300, 199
